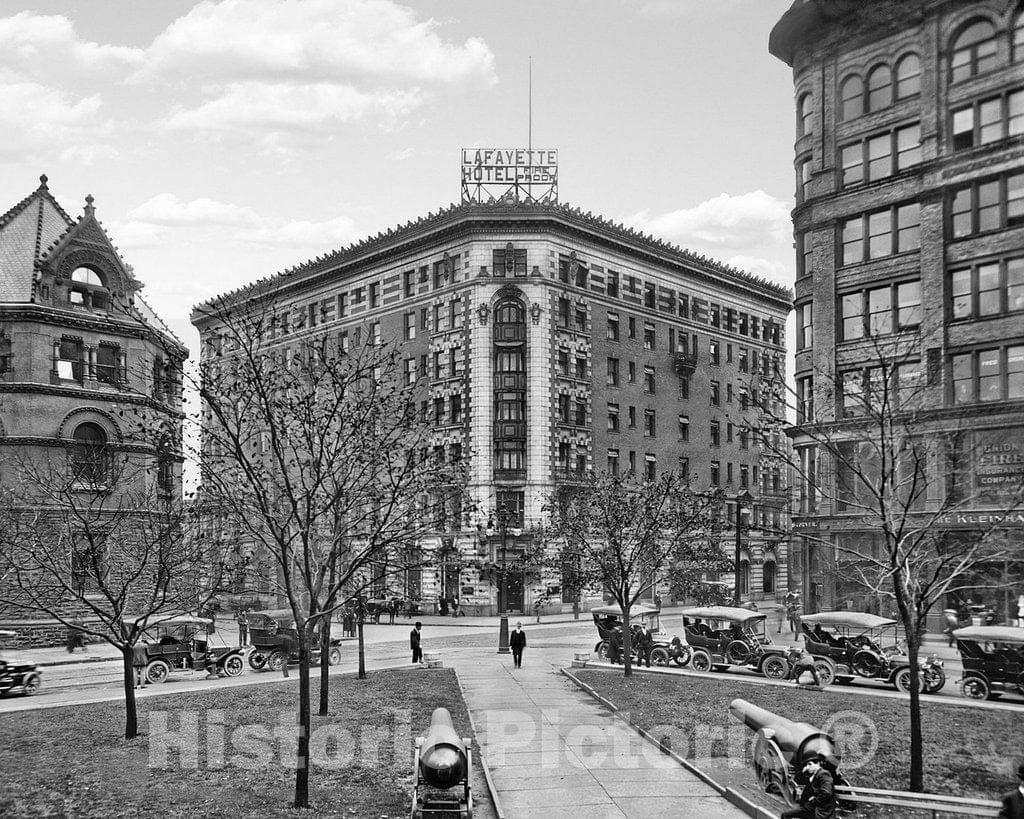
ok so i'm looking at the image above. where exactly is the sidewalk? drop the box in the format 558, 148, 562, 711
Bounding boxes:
449, 648, 748, 818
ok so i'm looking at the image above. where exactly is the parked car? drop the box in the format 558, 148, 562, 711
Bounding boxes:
246, 609, 342, 672
136, 614, 246, 684
953, 625, 1024, 701
800, 611, 945, 693
679, 606, 790, 679
592, 603, 690, 667
0, 630, 42, 696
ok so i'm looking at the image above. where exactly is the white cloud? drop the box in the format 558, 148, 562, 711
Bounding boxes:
0, 81, 106, 162
139, 0, 496, 86
726, 255, 791, 286
128, 193, 260, 227
0, 12, 143, 76
626, 190, 792, 250
161, 82, 422, 135
236, 215, 358, 249
386, 146, 417, 161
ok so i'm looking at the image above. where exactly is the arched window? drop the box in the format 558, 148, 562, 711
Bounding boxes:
1015, 8, 1024, 62
840, 75, 864, 121
68, 266, 109, 310
763, 560, 777, 595
866, 64, 893, 111
71, 422, 108, 483
797, 93, 813, 137
895, 53, 921, 99
951, 19, 998, 83
71, 267, 104, 286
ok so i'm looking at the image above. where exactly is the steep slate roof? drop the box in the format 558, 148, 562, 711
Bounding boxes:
0, 175, 74, 303
198, 200, 793, 315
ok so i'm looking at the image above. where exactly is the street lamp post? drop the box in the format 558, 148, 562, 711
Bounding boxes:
497, 504, 510, 654
734, 490, 753, 606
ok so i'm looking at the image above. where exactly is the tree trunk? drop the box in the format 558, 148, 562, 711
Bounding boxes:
318, 617, 331, 716
357, 606, 366, 680
621, 609, 632, 678
122, 647, 139, 740
292, 637, 312, 808
905, 624, 924, 792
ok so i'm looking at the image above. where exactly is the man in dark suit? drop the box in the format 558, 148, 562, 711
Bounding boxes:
410, 621, 423, 665
509, 621, 526, 668
634, 623, 654, 668
781, 756, 836, 819
999, 761, 1024, 819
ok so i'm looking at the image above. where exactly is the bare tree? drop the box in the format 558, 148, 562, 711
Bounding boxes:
542, 471, 724, 677
762, 333, 1022, 791
0, 452, 224, 739
190, 287, 463, 809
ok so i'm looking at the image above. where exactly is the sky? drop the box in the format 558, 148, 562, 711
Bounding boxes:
0, 0, 798, 356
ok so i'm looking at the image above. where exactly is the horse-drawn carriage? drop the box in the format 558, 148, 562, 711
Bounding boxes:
799, 611, 945, 693
246, 609, 342, 672
679, 606, 790, 679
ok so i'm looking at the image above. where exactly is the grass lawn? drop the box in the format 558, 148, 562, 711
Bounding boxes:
575, 668, 1019, 804
0, 669, 476, 818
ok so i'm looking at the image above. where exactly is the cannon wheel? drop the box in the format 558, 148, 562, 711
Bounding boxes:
327, 647, 342, 666
673, 646, 691, 667
923, 665, 946, 694
753, 734, 797, 806
222, 654, 244, 677
813, 658, 836, 686
146, 659, 170, 684
893, 667, 923, 694
690, 649, 713, 673
266, 650, 288, 673
760, 655, 790, 680
247, 651, 267, 671
726, 640, 752, 665
649, 646, 670, 667
960, 675, 990, 700
22, 673, 41, 696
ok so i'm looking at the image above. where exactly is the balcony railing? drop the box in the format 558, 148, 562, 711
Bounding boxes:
673, 351, 698, 375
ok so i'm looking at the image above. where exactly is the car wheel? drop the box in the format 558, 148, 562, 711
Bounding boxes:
726, 640, 752, 665
894, 667, 922, 694
327, 647, 342, 666
761, 655, 790, 680
247, 652, 267, 671
960, 676, 990, 700
813, 659, 836, 687
649, 647, 670, 667
673, 647, 691, 668
690, 649, 713, 673
596, 641, 610, 661
923, 666, 946, 694
267, 651, 287, 673
22, 674, 41, 696
146, 660, 170, 684
222, 655, 244, 677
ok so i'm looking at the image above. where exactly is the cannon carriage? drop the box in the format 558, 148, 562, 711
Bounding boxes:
245, 609, 342, 672
800, 611, 945, 693
954, 625, 1024, 701
410, 707, 473, 818
592, 603, 690, 667
679, 606, 790, 679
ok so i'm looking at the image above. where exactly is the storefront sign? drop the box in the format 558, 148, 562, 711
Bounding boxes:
461, 148, 558, 204
975, 440, 1024, 498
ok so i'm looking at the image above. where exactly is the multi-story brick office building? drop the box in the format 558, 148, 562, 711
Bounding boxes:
771, 1, 1024, 621
194, 200, 792, 615
0, 176, 186, 639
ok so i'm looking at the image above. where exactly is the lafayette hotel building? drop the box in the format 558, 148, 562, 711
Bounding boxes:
193, 186, 792, 616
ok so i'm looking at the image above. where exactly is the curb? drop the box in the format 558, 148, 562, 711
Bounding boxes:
452, 668, 505, 819
561, 667, 779, 819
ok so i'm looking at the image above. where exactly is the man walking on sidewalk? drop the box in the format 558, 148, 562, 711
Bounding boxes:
411, 621, 423, 665
510, 621, 526, 668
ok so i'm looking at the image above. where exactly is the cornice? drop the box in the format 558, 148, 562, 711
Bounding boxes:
0, 381, 185, 419
0, 303, 185, 355
0, 435, 170, 456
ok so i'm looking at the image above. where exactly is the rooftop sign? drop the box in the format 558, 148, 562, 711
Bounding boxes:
461, 148, 558, 204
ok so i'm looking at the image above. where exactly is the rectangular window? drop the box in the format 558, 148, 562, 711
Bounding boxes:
710, 380, 720, 406
710, 461, 720, 487
867, 133, 892, 181
628, 361, 636, 383
709, 338, 720, 365
558, 393, 570, 423
841, 370, 864, 416
369, 282, 379, 308
608, 404, 619, 433
643, 365, 655, 394
608, 449, 619, 476
797, 302, 812, 350
558, 350, 569, 376
678, 457, 689, 480
710, 420, 720, 447
575, 356, 587, 380
952, 353, 974, 404
952, 89, 1024, 151
607, 312, 619, 341
842, 216, 864, 265
404, 312, 416, 341
895, 123, 921, 169
575, 400, 586, 426
607, 270, 619, 298
628, 317, 636, 338
95, 343, 120, 385
842, 293, 864, 340
951, 172, 1024, 237
644, 283, 656, 308
404, 358, 417, 386
896, 280, 921, 328
57, 337, 82, 381
867, 286, 893, 335
643, 322, 656, 350
678, 414, 689, 441
607, 357, 619, 386
645, 454, 656, 482
574, 307, 587, 332
628, 406, 636, 428
403, 270, 414, 297
644, 409, 656, 437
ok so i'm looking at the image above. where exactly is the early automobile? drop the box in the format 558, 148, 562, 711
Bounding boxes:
246, 609, 343, 672
679, 606, 791, 679
592, 603, 690, 667
0, 630, 42, 696
136, 614, 246, 684
800, 611, 945, 693
953, 625, 1024, 701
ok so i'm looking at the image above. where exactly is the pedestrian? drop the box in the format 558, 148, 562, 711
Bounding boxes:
388, 598, 398, 625
411, 621, 423, 665
439, 597, 449, 617
634, 623, 653, 668
237, 610, 249, 646
510, 621, 526, 668
788, 597, 802, 634
343, 606, 355, 638
998, 760, 1024, 819
607, 626, 623, 665
792, 646, 822, 687
943, 609, 959, 647
66, 616, 86, 653
132, 642, 150, 689
279, 630, 296, 678
451, 596, 460, 617
781, 756, 836, 819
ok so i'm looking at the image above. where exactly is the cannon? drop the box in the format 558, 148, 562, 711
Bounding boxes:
729, 698, 845, 808
410, 707, 473, 818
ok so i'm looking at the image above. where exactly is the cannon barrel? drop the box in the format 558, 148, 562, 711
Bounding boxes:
729, 698, 838, 767
418, 707, 468, 789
